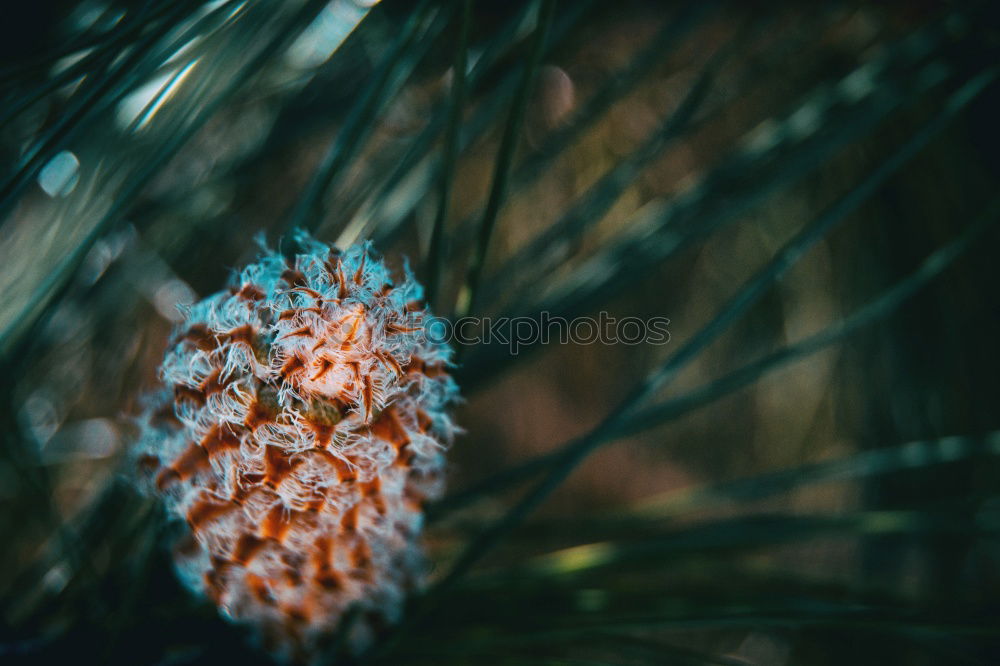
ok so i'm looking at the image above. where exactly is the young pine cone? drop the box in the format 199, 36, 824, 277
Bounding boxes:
134, 232, 458, 661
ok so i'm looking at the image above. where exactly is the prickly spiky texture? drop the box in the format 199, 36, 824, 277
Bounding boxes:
134, 233, 458, 661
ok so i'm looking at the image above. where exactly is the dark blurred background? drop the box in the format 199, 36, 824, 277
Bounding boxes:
1, 1, 999, 664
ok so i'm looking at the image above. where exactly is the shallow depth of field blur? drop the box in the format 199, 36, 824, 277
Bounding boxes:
2, 1, 1000, 664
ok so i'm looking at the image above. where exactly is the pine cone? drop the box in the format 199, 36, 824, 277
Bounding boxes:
135, 232, 458, 661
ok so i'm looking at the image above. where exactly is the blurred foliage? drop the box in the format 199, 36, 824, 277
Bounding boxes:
1, 0, 1000, 664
